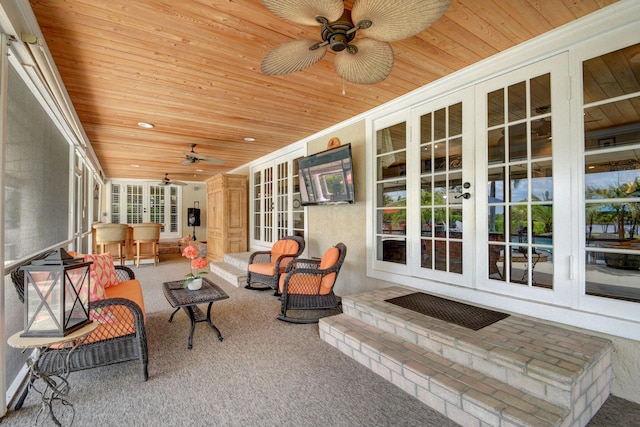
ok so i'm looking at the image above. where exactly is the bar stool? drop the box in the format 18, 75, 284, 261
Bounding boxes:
131, 223, 162, 267
93, 223, 128, 265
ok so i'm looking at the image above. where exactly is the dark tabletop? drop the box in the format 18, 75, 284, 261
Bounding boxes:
162, 277, 229, 308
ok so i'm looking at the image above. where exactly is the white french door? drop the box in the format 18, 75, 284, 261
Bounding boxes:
251, 149, 306, 249
474, 54, 573, 304
410, 89, 475, 286
109, 181, 181, 239
372, 89, 475, 286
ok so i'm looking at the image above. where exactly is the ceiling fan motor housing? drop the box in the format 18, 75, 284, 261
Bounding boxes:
321, 9, 356, 52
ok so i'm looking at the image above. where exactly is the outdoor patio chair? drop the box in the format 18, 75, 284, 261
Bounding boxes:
245, 235, 305, 294
277, 242, 347, 324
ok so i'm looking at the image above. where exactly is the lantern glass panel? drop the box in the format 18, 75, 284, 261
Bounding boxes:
22, 261, 91, 337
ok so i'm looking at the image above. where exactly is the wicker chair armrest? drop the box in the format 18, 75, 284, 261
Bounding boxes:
88, 297, 146, 341
286, 258, 321, 272
114, 265, 136, 282
248, 250, 272, 264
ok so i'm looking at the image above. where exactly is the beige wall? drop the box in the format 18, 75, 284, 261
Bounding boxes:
303, 120, 395, 297
181, 183, 208, 241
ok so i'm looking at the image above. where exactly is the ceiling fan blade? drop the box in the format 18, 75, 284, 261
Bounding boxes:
180, 159, 195, 166
200, 157, 226, 166
261, 0, 343, 26
334, 39, 394, 84
261, 39, 327, 76
351, 0, 451, 42
171, 180, 188, 186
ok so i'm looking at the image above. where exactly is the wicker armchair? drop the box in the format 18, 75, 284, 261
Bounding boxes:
245, 235, 305, 295
277, 242, 347, 324
10, 250, 148, 410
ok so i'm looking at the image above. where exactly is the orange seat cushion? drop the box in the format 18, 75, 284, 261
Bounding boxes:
249, 262, 277, 276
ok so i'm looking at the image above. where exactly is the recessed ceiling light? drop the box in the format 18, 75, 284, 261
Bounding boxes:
131, 164, 140, 168
137, 122, 154, 129
196, 169, 203, 172
244, 137, 255, 142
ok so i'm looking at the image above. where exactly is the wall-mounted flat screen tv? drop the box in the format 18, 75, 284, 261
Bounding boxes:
298, 143, 355, 206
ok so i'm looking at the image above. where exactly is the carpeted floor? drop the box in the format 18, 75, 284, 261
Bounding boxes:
2, 253, 639, 426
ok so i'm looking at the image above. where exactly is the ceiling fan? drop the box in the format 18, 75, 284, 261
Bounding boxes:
180, 144, 225, 166
158, 173, 187, 186
260, 0, 451, 84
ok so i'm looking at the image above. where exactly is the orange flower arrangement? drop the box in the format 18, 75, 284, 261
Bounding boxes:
181, 245, 209, 287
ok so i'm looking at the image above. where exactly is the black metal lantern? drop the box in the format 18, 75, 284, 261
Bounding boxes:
20, 249, 92, 337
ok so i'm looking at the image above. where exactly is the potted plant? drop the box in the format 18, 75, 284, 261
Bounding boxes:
181, 245, 209, 290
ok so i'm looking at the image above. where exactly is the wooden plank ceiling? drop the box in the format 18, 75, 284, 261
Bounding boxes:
28, 0, 618, 182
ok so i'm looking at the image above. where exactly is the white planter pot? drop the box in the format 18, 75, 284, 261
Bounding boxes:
188, 277, 203, 290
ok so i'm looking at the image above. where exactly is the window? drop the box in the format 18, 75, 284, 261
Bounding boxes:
375, 121, 407, 265
583, 42, 640, 303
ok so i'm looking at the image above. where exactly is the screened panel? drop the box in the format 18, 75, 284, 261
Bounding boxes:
4, 64, 70, 265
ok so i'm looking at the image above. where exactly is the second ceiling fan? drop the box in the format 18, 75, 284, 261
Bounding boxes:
180, 144, 225, 166
260, 0, 451, 84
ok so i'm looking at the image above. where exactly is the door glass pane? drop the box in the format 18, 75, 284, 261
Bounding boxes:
508, 81, 527, 121
149, 185, 166, 232
487, 73, 554, 287
170, 187, 178, 233
276, 161, 288, 240
488, 128, 505, 165
111, 184, 121, 223
376, 121, 407, 264
487, 88, 504, 127
253, 171, 261, 240
418, 102, 465, 275
126, 185, 143, 224
264, 167, 273, 243
292, 156, 305, 240
378, 151, 407, 180
508, 123, 528, 162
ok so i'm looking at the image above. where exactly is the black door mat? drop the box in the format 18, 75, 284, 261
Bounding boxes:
385, 292, 509, 331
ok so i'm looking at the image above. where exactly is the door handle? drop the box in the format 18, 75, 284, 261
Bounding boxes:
455, 192, 471, 199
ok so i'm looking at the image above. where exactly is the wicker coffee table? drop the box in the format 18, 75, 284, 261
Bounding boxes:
162, 278, 229, 349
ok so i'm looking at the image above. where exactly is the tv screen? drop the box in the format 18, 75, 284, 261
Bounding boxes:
298, 144, 355, 206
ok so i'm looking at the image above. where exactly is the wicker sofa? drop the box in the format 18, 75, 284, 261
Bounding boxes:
10, 250, 148, 409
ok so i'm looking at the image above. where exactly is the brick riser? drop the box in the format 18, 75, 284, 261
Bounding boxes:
207, 252, 251, 287
319, 286, 612, 427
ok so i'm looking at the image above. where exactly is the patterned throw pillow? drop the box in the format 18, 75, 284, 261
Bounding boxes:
83, 253, 119, 289
84, 270, 116, 323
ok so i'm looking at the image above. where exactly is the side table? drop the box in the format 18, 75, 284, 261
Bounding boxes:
162, 277, 229, 349
7, 322, 98, 426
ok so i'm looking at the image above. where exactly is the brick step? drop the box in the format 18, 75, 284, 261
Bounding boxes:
222, 251, 252, 270
320, 314, 569, 426
321, 314, 569, 427
329, 286, 612, 427
208, 261, 247, 288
